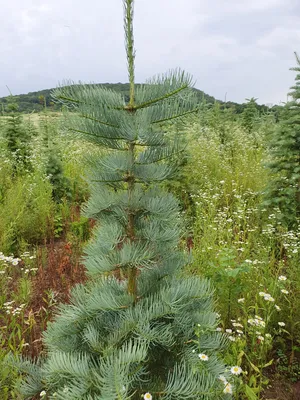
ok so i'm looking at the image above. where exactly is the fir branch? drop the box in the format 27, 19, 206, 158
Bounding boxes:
69, 127, 124, 140
54, 94, 81, 104
136, 144, 184, 165
134, 84, 189, 110
68, 128, 128, 150
79, 113, 120, 128
151, 107, 199, 124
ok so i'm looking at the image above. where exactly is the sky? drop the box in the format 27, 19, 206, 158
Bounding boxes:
1, 0, 300, 105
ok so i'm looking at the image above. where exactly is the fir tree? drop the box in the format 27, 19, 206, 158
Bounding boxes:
20, 1, 228, 398
241, 97, 258, 134
5, 103, 24, 154
264, 53, 300, 229
40, 102, 70, 202
5, 102, 32, 172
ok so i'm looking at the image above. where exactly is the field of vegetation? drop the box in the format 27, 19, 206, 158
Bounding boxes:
1, 94, 300, 399
1, 2, 300, 400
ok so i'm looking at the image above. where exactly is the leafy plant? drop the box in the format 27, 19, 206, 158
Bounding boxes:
0, 174, 53, 253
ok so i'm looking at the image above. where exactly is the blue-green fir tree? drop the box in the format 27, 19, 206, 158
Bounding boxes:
264, 52, 300, 229
19, 1, 229, 399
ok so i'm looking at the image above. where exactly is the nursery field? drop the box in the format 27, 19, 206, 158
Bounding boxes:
1, 98, 300, 399
1, 2, 300, 397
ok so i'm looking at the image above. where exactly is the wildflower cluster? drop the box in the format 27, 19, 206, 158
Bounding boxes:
3, 300, 26, 316
0, 251, 38, 277
0, 252, 20, 267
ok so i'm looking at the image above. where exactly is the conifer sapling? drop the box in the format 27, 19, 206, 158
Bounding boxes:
20, 1, 229, 398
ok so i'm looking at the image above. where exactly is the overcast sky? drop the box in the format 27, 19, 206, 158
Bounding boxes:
1, 0, 300, 105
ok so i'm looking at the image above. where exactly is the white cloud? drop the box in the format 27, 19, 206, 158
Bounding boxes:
0, 0, 298, 103
257, 26, 300, 49
230, 0, 286, 13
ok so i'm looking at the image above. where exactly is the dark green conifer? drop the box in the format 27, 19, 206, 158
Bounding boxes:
5, 102, 32, 172
241, 97, 258, 134
40, 103, 70, 202
20, 1, 228, 398
264, 53, 300, 229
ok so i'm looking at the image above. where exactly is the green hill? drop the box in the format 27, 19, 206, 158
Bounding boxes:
0, 83, 268, 114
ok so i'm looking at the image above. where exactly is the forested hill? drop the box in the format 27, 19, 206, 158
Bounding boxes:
0, 83, 268, 114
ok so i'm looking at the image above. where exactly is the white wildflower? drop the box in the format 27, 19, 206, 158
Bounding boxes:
232, 323, 243, 328
198, 353, 209, 361
264, 294, 275, 302
230, 366, 242, 375
223, 383, 233, 394
278, 275, 287, 281
219, 375, 228, 384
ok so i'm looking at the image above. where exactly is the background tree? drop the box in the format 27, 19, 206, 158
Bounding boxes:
263, 52, 300, 229
19, 1, 228, 399
241, 97, 258, 134
4, 102, 33, 173
40, 101, 71, 202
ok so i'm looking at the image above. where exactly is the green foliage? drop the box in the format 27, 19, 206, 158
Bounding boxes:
19, 1, 228, 399
0, 354, 23, 400
0, 104, 90, 253
70, 216, 90, 242
0, 174, 53, 254
0, 249, 41, 399
241, 98, 259, 134
40, 111, 71, 202
4, 103, 33, 172
46, 152, 70, 202
264, 53, 300, 229
169, 85, 300, 398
